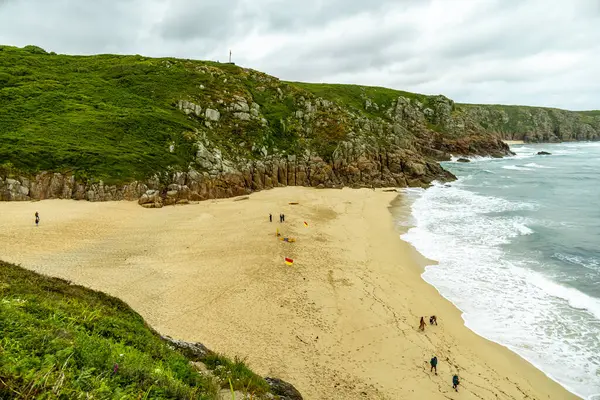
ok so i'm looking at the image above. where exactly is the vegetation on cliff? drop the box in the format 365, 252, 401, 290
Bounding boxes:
0, 45, 501, 188
455, 103, 600, 143
1, 44, 596, 201
0, 261, 284, 399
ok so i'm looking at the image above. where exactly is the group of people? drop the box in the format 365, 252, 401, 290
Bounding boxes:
269, 213, 285, 223
421, 315, 461, 392
419, 315, 437, 330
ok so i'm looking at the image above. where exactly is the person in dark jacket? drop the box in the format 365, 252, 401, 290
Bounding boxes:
452, 374, 460, 391
430, 356, 438, 375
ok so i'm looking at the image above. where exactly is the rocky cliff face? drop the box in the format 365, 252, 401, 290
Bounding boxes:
1, 84, 511, 206
455, 104, 600, 142
0, 47, 549, 205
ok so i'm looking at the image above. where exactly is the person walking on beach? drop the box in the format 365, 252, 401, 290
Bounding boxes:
279, 213, 283, 223
419, 317, 426, 331
35, 211, 40, 226
282, 213, 285, 222
430, 356, 438, 375
269, 213, 272, 222
452, 374, 460, 392
430, 315, 437, 325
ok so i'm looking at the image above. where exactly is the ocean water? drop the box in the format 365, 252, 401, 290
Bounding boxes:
401, 142, 600, 399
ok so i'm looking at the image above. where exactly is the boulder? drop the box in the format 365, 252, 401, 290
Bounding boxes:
537, 151, 552, 155
138, 190, 162, 207
205, 108, 220, 121
141, 202, 163, 208
178, 100, 202, 116
456, 158, 471, 163
164, 190, 179, 205
232, 96, 250, 112
233, 112, 251, 121
265, 377, 303, 400
161, 336, 214, 360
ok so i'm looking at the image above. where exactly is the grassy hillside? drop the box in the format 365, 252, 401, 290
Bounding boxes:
0, 45, 207, 184
290, 82, 428, 120
0, 261, 274, 399
0, 45, 347, 185
1, 45, 597, 189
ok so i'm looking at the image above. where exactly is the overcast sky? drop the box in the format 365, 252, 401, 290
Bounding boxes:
1, 0, 599, 110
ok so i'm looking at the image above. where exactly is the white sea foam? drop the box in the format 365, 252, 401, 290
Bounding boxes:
553, 253, 600, 271
502, 165, 534, 171
524, 162, 555, 169
528, 273, 600, 321
401, 180, 600, 399
450, 155, 496, 163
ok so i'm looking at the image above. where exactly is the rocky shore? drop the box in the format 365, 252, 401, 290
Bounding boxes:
0, 150, 455, 207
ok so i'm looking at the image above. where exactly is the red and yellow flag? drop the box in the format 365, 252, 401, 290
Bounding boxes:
284, 257, 294, 266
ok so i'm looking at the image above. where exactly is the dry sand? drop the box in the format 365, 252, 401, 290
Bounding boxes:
503, 140, 526, 145
0, 187, 577, 399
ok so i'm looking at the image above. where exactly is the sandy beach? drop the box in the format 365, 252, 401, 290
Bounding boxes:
503, 140, 526, 145
0, 188, 577, 399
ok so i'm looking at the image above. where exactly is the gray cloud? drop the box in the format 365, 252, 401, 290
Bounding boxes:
0, 0, 599, 109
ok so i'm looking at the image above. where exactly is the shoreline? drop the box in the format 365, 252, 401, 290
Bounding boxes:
0, 188, 577, 399
390, 193, 583, 399
419, 262, 583, 399
503, 140, 525, 145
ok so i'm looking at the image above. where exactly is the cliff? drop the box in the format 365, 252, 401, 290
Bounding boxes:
1, 45, 596, 205
455, 104, 600, 142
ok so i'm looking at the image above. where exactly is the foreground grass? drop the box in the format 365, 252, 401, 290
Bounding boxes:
0, 261, 270, 399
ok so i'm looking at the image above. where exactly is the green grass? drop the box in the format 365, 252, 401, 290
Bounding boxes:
1, 44, 597, 185
290, 82, 428, 120
0, 45, 364, 182
202, 354, 270, 395
0, 261, 272, 399
0, 45, 214, 185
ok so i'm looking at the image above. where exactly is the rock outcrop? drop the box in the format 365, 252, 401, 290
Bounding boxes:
0, 173, 149, 202
1, 148, 456, 205
265, 378, 303, 400
456, 104, 600, 142
4, 85, 511, 205
0, 88, 512, 206
0, 46, 553, 207
161, 336, 303, 400
161, 336, 213, 360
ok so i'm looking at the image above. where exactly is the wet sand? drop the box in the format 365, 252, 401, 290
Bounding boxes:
0, 187, 577, 399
